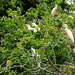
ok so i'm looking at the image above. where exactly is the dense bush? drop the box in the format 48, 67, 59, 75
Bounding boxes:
0, 0, 75, 75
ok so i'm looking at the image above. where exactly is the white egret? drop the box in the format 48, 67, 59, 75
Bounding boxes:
51, 4, 57, 17
62, 24, 74, 43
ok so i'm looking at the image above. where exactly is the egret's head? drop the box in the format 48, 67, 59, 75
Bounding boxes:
62, 24, 68, 28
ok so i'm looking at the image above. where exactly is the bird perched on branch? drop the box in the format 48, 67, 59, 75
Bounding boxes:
62, 24, 74, 43
51, 4, 57, 17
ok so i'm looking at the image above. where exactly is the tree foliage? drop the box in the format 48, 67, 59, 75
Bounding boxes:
0, 0, 75, 75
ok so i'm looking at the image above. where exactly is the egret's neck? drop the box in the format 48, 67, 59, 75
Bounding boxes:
65, 27, 68, 31
55, 5, 57, 8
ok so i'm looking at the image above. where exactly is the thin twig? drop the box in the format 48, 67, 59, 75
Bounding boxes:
20, 49, 64, 74
65, 62, 75, 66
66, 63, 69, 75
44, 45, 63, 75
0, 65, 29, 74
45, 24, 56, 64
20, 49, 55, 74
1, 60, 6, 67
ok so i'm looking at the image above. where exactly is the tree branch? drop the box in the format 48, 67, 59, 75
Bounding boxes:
44, 45, 63, 75
45, 24, 56, 64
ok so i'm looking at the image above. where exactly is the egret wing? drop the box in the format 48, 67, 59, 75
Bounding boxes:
66, 29, 74, 43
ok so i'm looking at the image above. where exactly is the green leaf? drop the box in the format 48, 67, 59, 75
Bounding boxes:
6, 60, 12, 68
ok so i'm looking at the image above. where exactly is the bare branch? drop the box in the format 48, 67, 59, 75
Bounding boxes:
45, 24, 56, 64
0, 65, 29, 74
44, 45, 63, 75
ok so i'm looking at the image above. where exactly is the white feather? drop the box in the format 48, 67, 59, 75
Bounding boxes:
31, 47, 35, 54
65, 0, 74, 5
37, 27, 40, 31
51, 5, 57, 16
31, 48, 41, 68
32, 23, 37, 27
32, 22, 40, 31
28, 24, 32, 30
65, 29, 74, 43
33, 28, 37, 33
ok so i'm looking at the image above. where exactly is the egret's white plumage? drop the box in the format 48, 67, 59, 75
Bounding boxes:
51, 5, 57, 17
62, 24, 74, 43
27, 24, 37, 33
28, 24, 32, 30
32, 23, 37, 27
32, 22, 40, 31
31, 47, 35, 54
33, 28, 37, 33
31, 48, 41, 68
65, 0, 74, 5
